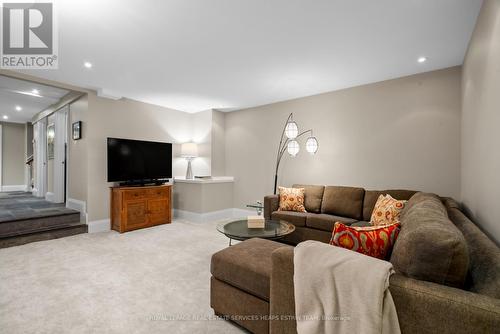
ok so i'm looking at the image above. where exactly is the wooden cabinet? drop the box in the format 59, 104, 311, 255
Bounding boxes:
110, 185, 172, 233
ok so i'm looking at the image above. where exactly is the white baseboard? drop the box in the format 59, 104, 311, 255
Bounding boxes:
66, 198, 88, 224
89, 208, 256, 232
232, 208, 257, 217
1, 184, 26, 192
88, 219, 110, 233
174, 208, 233, 223
174, 208, 256, 223
45, 192, 55, 201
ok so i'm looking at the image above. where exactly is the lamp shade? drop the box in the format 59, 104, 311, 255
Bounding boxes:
47, 126, 55, 140
287, 140, 300, 157
305, 136, 318, 154
181, 142, 198, 158
285, 121, 298, 139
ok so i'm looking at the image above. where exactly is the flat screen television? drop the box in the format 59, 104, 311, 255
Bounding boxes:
107, 137, 172, 184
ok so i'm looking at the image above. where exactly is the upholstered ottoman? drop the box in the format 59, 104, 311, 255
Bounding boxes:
210, 238, 291, 334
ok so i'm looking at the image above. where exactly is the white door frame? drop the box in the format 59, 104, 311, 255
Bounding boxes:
52, 106, 68, 203
24, 123, 31, 192
33, 119, 47, 197
0, 124, 3, 191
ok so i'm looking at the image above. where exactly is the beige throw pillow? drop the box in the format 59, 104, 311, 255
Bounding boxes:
278, 186, 307, 212
370, 194, 406, 226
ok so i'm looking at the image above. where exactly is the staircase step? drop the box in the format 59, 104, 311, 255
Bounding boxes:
0, 224, 88, 248
0, 212, 81, 238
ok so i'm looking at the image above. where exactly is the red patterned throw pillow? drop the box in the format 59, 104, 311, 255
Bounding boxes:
278, 186, 307, 212
330, 222, 400, 259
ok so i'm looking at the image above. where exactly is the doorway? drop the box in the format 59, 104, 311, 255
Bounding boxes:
38, 106, 69, 204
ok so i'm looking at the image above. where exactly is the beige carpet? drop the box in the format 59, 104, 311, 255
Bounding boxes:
0, 220, 246, 333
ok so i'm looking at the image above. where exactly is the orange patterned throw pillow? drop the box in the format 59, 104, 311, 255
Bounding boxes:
278, 186, 306, 212
370, 194, 407, 226
330, 222, 400, 259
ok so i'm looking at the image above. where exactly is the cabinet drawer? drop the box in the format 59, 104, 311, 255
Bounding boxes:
123, 189, 148, 200
148, 188, 170, 198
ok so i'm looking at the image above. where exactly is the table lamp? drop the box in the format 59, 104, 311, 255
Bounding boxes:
181, 142, 198, 179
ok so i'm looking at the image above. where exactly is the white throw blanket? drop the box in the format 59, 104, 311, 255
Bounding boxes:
294, 241, 401, 334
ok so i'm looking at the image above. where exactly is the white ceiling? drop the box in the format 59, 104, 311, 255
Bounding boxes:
0, 75, 69, 123
20, 0, 482, 113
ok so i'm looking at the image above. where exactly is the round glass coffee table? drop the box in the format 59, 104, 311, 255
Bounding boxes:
217, 219, 295, 246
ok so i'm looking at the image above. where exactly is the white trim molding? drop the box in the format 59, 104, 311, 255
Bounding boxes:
66, 198, 88, 224
89, 207, 256, 233
232, 208, 257, 217
88, 219, 111, 233
52, 107, 68, 203
174, 176, 235, 184
174, 208, 255, 223
0, 124, 2, 189
33, 119, 47, 198
45, 192, 55, 202
1, 184, 27, 192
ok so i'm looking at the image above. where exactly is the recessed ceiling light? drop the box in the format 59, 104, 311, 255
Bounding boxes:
84, 61, 92, 69
2, 115, 8, 120
15, 105, 22, 111
418, 57, 427, 63
32, 89, 40, 94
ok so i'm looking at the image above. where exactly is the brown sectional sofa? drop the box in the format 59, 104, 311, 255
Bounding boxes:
264, 185, 417, 244
210, 186, 500, 333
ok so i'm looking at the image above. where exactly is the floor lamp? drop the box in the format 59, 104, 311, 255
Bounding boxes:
273, 113, 319, 194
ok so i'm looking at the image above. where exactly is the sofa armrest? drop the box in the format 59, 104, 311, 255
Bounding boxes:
270, 246, 297, 334
390, 273, 500, 334
264, 194, 279, 220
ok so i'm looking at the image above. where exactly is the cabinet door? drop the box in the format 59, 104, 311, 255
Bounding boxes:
148, 197, 170, 225
124, 200, 149, 231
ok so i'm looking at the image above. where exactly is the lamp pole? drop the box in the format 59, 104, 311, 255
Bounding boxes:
273, 113, 315, 194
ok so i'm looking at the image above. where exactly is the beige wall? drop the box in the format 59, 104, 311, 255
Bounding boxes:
1, 62, 466, 227
173, 182, 233, 213
84, 98, 221, 221
461, 0, 500, 244
211, 110, 226, 176
1, 122, 26, 186
67, 95, 88, 202
225, 67, 462, 208
85, 94, 194, 221
190, 110, 212, 176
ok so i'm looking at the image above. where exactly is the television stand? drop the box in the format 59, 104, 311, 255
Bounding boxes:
110, 184, 172, 233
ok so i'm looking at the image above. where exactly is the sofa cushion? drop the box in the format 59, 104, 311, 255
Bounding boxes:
211, 238, 289, 301
306, 214, 357, 232
363, 189, 417, 221
390, 193, 469, 288
281, 226, 332, 245
293, 184, 325, 213
271, 211, 310, 227
351, 221, 371, 228
321, 186, 365, 220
